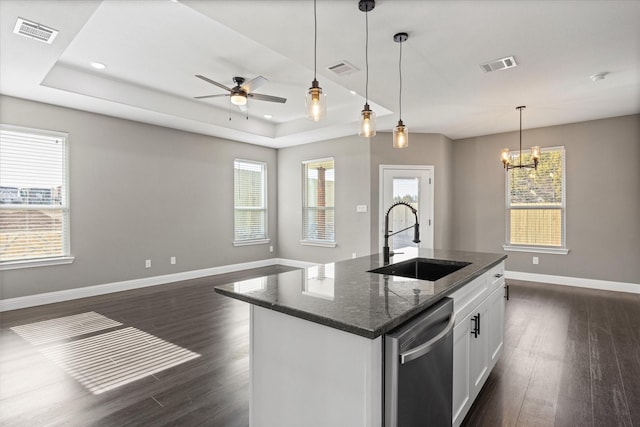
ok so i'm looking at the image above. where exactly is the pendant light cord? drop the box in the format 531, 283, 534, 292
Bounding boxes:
398, 39, 403, 120
313, 0, 318, 80
519, 106, 523, 166
365, 10, 369, 103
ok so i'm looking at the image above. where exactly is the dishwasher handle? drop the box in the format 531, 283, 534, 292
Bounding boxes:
399, 314, 455, 364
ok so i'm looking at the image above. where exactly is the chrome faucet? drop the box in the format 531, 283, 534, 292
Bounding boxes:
383, 201, 420, 264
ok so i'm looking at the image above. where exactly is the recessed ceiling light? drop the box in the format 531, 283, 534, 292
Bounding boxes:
264, 114, 273, 119
90, 62, 107, 70
350, 90, 357, 95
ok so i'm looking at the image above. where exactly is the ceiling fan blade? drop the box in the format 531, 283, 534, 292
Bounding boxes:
195, 74, 232, 92
249, 93, 287, 103
194, 94, 230, 99
241, 76, 267, 93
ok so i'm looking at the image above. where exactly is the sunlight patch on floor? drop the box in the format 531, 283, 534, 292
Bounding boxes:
40, 327, 201, 394
10, 311, 122, 345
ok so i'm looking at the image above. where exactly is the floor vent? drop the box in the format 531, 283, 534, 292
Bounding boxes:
327, 60, 359, 76
13, 17, 58, 44
480, 56, 517, 73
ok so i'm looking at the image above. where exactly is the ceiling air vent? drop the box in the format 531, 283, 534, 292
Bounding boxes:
327, 60, 359, 76
479, 56, 517, 73
13, 17, 58, 44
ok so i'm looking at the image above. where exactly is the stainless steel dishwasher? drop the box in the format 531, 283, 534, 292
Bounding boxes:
384, 297, 454, 427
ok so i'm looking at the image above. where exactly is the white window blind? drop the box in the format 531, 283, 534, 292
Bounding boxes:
234, 159, 267, 243
0, 125, 70, 263
302, 158, 335, 244
506, 146, 566, 249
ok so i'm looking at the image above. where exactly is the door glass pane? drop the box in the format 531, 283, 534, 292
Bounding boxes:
390, 177, 419, 251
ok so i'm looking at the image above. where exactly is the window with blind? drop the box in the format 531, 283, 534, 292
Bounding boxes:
302, 158, 335, 246
0, 125, 71, 267
505, 146, 567, 253
233, 159, 268, 245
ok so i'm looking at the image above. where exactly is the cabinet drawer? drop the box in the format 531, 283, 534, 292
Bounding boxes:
451, 261, 505, 324
450, 272, 489, 323
488, 263, 505, 292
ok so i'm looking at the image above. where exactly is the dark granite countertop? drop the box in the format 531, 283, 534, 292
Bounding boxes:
215, 248, 506, 339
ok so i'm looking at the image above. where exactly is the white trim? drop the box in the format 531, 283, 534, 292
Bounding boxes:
0, 257, 314, 312
379, 164, 435, 250
503, 245, 569, 255
505, 270, 639, 294
300, 240, 337, 248
0, 256, 75, 271
233, 238, 271, 247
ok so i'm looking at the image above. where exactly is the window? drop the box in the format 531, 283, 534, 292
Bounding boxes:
233, 159, 268, 245
505, 146, 568, 254
0, 125, 72, 268
302, 158, 335, 246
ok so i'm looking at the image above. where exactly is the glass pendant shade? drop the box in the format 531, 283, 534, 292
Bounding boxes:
501, 148, 511, 168
305, 79, 326, 122
531, 146, 541, 162
393, 120, 408, 148
359, 104, 376, 137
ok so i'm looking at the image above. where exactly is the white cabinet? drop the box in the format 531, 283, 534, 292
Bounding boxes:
451, 262, 505, 427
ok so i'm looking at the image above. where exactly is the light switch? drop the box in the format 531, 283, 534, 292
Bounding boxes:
356, 205, 368, 213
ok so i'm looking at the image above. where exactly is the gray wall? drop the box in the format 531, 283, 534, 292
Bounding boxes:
452, 114, 640, 284
1, 96, 278, 299
277, 135, 371, 264
2, 95, 637, 301
369, 132, 454, 253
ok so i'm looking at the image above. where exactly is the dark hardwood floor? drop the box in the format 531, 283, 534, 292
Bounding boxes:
1, 270, 638, 426
463, 280, 640, 427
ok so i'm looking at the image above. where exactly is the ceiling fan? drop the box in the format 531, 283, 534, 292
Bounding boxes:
194, 75, 287, 109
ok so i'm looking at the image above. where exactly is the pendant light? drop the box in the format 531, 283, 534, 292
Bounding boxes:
393, 32, 408, 148
501, 106, 540, 170
358, 0, 376, 137
305, 0, 326, 121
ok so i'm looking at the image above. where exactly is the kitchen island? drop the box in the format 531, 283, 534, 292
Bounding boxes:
215, 248, 506, 426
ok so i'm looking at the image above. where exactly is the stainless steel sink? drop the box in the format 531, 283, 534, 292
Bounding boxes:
368, 257, 471, 281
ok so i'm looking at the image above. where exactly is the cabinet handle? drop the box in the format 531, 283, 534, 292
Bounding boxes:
504, 284, 510, 300
494, 273, 503, 278
470, 314, 480, 338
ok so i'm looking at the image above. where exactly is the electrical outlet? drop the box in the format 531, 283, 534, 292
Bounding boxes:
352, 252, 357, 259
269, 246, 274, 253
533, 256, 539, 265
170, 256, 176, 265
145, 259, 151, 268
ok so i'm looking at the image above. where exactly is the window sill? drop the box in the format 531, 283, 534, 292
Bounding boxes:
300, 240, 337, 248
503, 245, 569, 255
0, 256, 75, 271
233, 238, 270, 247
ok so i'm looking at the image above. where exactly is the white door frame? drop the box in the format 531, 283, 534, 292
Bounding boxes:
379, 164, 435, 250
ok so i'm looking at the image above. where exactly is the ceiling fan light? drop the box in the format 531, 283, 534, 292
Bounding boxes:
306, 79, 326, 122
359, 104, 376, 137
230, 92, 247, 106
393, 120, 408, 148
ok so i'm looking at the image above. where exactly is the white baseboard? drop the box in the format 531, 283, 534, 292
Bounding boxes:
505, 271, 640, 294
0, 258, 315, 312
6, 262, 634, 312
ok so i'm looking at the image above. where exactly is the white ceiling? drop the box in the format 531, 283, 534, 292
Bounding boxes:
1, 0, 639, 148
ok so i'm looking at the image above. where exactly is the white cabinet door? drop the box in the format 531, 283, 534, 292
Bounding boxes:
468, 299, 489, 398
452, 262, 505, 426
487, 283, 505, 366
452, 315, 472, 427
